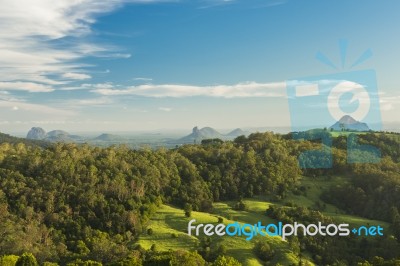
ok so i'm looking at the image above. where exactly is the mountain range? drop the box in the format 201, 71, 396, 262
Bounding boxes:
26, 126, 249, 146
26, 117, 371, 147
27, 127, 83, 142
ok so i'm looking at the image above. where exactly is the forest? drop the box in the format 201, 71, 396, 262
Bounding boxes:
0, 131, 400, 265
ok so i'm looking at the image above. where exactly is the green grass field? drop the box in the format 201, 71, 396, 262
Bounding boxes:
284, 176, 390, 230
138, 176, 389, 265
329, 131, 367, 137
138, 203, 304, 266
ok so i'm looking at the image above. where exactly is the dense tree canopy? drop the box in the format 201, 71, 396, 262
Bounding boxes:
0, 131, 400, 265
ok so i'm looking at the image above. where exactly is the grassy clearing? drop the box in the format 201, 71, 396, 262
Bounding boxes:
285, 175, 348, 213
329, 131, 367, 137
139, 176, 388, 265
326, 212, 390, 230
212, 201, 276, 225
285, 175, 390, 230
138, 204, 302, 265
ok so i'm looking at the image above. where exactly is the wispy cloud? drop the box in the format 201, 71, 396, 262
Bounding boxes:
62, 72, 92, 80
198, 0, 236, 9
134, 77, 153, 82
64, 97, 115, 108
0, 100, 75, 116
159, 107, 172, 112
380, 94, 400, 111
0, 82, 54, 92
0, 0, 161, 89
89, 81, 286, 98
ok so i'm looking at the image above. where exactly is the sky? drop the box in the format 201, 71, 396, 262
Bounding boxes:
0, 0, 400, 134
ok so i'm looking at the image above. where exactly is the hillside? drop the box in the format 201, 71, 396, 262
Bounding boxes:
0, 132, 49, 147
0, 131, 400, 265
138, 204, 302, 266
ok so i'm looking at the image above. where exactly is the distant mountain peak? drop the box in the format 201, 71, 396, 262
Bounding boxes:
27, 127, 46, 140
338, 115, 357, 124
93, 133, 124, 141
178, 126, 223, 143
26, 127, 82, 142
226, 128, 247, 137
330, 115, 370, 132
176, 126, 250, 144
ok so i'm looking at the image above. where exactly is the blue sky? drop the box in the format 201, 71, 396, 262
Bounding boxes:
0, 0, 399, 133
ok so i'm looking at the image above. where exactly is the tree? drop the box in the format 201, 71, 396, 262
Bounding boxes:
107, 252, 142, 266
66, 259, 102, 266
212, 255, 241, 266
170, 250, 206, 266
288, 237, 301, 255
15, 253, 38, 266
0, 255, 19, 266
253, 241, 274, 261
234, 200, 247, 211
184, 203, 192, 217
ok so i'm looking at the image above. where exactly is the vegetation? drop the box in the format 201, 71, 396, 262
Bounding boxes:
0, 131, 400, 265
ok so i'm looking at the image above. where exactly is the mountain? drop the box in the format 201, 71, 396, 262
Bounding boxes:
46, 130, 83, 142
177, 127, 250, 144
330, 115, 370, 131
178, 126, 224, 143
93, 133, 125, 142
226, 128, 247, 137
27, 127, 47, 140
27, 127, 83, 142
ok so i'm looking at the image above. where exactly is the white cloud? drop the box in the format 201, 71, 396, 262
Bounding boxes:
90, 81, 286, 98
134, 77, 153, 81
159, 107, 172, 112
198, 0, 236, 9
0, 100, 75, 116
0, 0, 160, 87
95, 53, 132, 59
380, 94, 400, 112
0, 82, 54, 92
66, 97, 114, 107
63, 72, 92, 80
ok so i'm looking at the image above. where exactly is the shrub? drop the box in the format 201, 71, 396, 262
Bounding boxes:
150, 244, 157, 252
15, 253, 38, 266
234, 200, 246, 211
184, 203, 192, 217
212, 255, 241, 266
0, 255, 19, 266
253, 241, 274, 261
